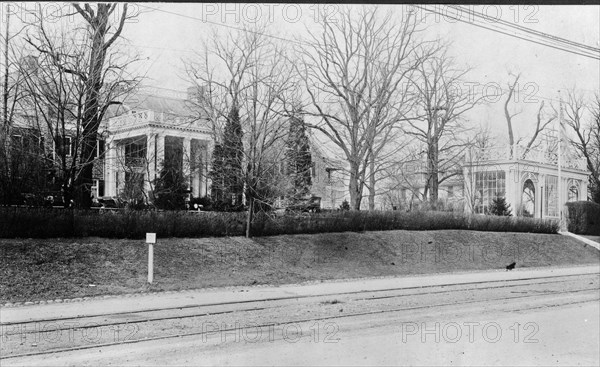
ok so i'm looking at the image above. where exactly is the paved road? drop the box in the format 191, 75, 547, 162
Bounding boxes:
1, 266, 599, 366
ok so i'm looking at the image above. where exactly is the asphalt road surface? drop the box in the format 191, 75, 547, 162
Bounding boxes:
2, 266, 599, 366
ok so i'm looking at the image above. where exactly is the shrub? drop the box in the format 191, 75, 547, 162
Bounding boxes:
565, 201, 600, 235
489, 195, 512, 216
0, 207, 558, 239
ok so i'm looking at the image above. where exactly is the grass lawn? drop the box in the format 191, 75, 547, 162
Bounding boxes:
1, 230, 598, 303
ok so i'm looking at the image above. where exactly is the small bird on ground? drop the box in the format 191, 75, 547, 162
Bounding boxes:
506, 262, 516, 271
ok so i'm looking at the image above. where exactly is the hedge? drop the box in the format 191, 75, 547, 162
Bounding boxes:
565, 201, 600, 236
0, 207, 559, 239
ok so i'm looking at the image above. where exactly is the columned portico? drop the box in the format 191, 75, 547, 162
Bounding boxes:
103, 108, 213, 203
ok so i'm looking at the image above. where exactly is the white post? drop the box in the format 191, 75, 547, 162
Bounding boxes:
558, 92, 564, 230
146, 233, 156, 283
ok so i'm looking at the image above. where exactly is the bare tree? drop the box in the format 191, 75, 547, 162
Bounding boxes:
404, 50, 483, 208
564, 90, 600, 203
0, 8, 41, 205
20, 3, 140, 207
186, 25, 295, 236
296, 6, 433, 210
503, 73, 556, 159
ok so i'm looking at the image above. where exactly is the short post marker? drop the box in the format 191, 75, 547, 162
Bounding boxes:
146, 233, 156, 283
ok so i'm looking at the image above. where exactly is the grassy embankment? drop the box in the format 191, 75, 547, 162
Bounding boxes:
1, 230, 598, 303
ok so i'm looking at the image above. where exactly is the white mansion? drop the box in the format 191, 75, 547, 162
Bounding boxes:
96, 87, 212, 202
93, 86, 347, 209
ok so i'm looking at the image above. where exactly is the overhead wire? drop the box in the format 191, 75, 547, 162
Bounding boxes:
413, 4, 599, 60
133, 4, 598, 103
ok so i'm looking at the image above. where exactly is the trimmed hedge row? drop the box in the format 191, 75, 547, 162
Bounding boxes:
252, 210, 558, 236
0, 208, 246, 238
566, 201, 600, 236
0, 207, 558, 239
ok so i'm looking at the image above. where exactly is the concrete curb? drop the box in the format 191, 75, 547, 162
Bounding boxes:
559, 231, 600, 251
0, 275, 407, 309
0, 283, 279, 308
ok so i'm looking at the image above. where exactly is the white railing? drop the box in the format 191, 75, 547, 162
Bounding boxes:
109, 110, 155, 129
470, 144, 587, 171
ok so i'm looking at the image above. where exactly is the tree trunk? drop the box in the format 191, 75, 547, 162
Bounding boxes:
2, 10, 9, 129
430, 138, 439, 209
74, 4, 127, 208
245, 196, 253, 238
74, 7, 110, 208
368, 150, 375, 210
348, 161, 362, 210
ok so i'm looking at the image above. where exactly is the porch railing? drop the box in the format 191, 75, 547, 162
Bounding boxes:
469, 144, 587, 170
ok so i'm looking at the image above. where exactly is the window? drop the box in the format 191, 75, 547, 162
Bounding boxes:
65, 137, 73, 157
11, 134, 23, 146
568, 179, 579, 202
93, 139, 106, 159
55, 136, 73, 157
124, 139, 146, 166
544, 175, 558, 217
123, 172, 144, 200
92, 179, 106, 199
474, 170, 506, 214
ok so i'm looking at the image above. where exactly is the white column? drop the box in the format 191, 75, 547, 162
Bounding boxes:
156, 134, 165, 172
204, 140, 213, 197
538, 174, 545, 219
183, 137, 191, 191
146, 134, 156, 196
191, 140, 201, 198
505, 168, 514, 212
117, 144, 125, 196
104, 137, 117, 197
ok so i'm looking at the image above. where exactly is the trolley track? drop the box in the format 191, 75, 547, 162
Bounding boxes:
2, 271, 597, 329
2, 273, 598, 360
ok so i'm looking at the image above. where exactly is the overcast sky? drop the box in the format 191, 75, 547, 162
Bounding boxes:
6, 3, 599, 145
117, 4, 599, 143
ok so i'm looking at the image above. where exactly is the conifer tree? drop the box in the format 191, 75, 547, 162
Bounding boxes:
489, 194, 512, 216
153, 157, 188, 210
209, 143, 225, 203
210, 105, 244, 210
286, 116, 312, 203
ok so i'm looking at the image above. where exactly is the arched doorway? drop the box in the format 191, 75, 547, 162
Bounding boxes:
521, 179, 535, 217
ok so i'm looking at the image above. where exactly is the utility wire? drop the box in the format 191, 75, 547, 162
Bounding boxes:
414, 5, 599, 60
139, 4, 599, 61
449, 5, 599, 54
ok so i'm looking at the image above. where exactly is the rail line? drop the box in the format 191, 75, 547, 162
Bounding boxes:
2, 274, 598, 360
3, 271, 597, 329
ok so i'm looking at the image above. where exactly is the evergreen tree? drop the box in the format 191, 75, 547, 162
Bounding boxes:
209, 143, 225, 203
153, 160, 188, 210
286, 116, 312, 203
209, 105, 244, 210
489, 194, 512, 216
